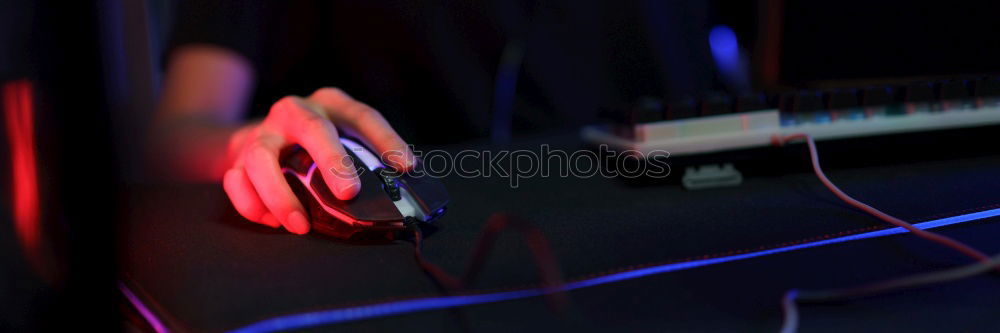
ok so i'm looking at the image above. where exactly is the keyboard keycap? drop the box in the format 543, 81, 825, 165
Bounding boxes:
900, 82, 934, 103
861, 86, 893, 106
781, 91, 822, 112
699, 92, 732, 116
666, 96, 698, 120
936, 80, 970, 100
972, 77, 1000, 97
734, 93, 770, 112
632, 96, 666, 123
826, 88, 859, 109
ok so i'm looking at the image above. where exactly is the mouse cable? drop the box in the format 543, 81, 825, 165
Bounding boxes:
772, 133, 991, 263
773, 133, 998, 333
404, 213, 569, 309
780, 252, 1000, 333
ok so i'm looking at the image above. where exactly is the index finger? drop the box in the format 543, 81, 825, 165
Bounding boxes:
308, 87, 415, 171
268, 96, 362, 201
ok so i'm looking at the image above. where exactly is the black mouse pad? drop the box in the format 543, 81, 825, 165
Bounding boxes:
119, 136, 1000, 332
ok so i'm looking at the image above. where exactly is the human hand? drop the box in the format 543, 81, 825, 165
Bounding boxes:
222, 88, 414, 234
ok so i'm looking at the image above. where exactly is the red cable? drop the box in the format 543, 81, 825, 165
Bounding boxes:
408, 213, 568, 307
410, 225, 463, 290
773, 133, 991, 264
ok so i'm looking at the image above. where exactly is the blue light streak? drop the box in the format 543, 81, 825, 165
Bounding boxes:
230, 207, 1000, 332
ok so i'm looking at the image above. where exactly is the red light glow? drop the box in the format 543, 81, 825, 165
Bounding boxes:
4, 80, 42, 274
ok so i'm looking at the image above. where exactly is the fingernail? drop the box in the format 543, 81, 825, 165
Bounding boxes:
260, 213, 280, 228
286, 211, 310, 235
400, 149, 415, 170
391, 154, 413, 170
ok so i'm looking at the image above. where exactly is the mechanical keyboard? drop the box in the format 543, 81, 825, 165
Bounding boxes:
583, 77, 1000, 157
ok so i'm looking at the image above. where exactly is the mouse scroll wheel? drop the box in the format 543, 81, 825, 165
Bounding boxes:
374, 167, 402, 201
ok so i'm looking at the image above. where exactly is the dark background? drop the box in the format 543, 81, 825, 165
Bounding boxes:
1, 1, 118, 332
778, 1, 1000, 85
3, 0, 1000, 331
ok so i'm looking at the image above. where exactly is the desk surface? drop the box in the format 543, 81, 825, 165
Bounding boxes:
120, 135, 1000, 332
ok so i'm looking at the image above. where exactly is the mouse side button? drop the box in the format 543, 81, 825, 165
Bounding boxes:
375, 167, 402, 201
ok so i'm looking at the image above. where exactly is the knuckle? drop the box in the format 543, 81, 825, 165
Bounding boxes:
300, 113, 332, 134
314, 87, 347, 99
274, 95, 298, 108
245, 140, 274, 161
269, 96, 300, 118
348, 105, 379, 123
300, 105, 326, 120
313, 87, 355, 107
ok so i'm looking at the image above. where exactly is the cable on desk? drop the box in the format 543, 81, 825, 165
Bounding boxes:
780, 253, 1000, 333
773, 133, 998, 333
772, 133, 991, 263
228, 134, 1000, 333
406, 212, 568, 309
230, 207, 1000, 332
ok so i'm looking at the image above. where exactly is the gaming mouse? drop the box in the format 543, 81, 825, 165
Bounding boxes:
281, 137, 448, 239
